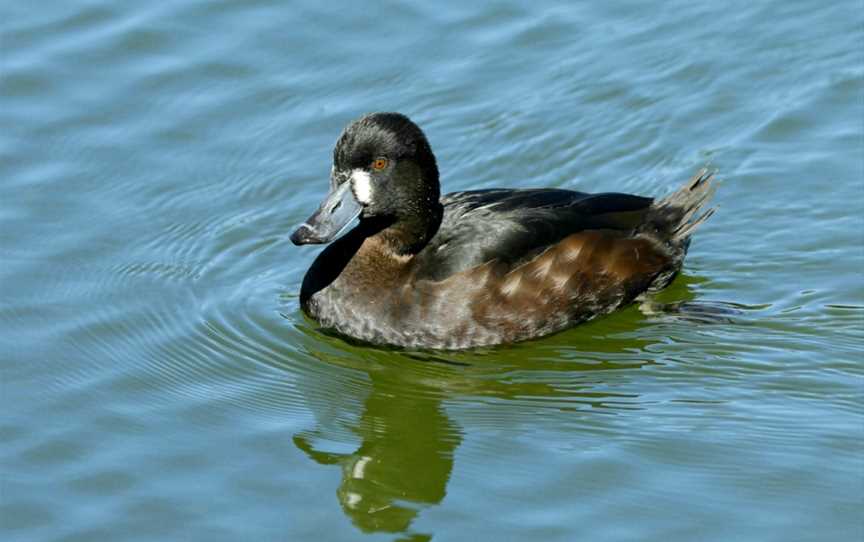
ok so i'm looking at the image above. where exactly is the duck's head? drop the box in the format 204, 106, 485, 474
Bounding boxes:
290, 113, 441, 249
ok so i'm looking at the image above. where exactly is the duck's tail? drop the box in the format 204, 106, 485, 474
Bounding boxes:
647, 168, 718, 247
636, 169, 717, 293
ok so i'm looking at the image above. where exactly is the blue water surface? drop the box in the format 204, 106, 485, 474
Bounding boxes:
1, 1, 862, 541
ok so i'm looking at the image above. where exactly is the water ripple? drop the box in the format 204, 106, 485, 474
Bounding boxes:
3, 0, 863, 540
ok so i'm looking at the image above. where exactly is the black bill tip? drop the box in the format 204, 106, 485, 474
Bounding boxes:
290, 223, 322, 245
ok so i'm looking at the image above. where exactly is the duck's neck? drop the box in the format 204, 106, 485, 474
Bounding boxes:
374, 154, 442, 256
372, 200, 443, 256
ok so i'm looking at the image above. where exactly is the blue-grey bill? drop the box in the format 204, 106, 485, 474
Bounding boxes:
290, 181, 362, 245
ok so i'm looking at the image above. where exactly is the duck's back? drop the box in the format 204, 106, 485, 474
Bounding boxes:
413, 186, 655, 282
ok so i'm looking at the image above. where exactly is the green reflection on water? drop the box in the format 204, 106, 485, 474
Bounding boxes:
295, 372, 459, 537
282, 276, 711, 537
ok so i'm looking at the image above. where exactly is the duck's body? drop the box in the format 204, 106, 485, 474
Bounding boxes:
291, 113, 716, 350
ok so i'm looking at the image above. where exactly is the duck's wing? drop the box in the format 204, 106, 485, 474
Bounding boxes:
414, 188, 655, 281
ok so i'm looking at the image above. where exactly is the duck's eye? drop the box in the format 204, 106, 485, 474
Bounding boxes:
371, 157, 388, 171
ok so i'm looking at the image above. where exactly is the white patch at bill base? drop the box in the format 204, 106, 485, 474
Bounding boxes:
351, 169, 373, 204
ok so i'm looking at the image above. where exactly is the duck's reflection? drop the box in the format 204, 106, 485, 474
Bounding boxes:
289, 273, 727, 537
290, 345, 646, 536
294, 374, 460, 535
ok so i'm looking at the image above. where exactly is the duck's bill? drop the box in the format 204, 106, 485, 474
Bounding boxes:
290, 181, 362, 245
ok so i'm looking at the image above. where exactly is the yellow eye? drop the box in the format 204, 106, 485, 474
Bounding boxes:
371, 157, 388, 171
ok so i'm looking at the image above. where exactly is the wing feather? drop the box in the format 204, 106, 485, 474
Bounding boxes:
413, 188, 654, 281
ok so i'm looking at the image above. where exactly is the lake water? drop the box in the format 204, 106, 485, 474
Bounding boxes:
2, 1, 862, 540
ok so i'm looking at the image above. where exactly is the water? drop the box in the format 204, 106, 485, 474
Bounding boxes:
2, 1, 862, 540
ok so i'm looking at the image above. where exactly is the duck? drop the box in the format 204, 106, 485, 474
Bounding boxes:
290, 112, 716, 350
